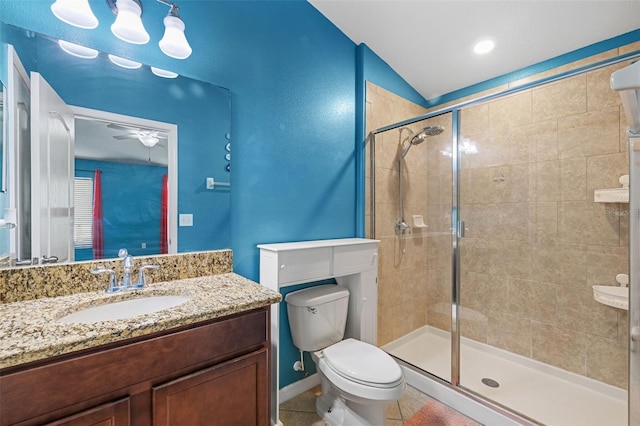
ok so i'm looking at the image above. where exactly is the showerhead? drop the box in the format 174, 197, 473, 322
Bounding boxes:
401, 125, 444, 157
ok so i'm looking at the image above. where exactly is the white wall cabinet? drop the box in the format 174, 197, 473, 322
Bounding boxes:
258, 238, 379, 426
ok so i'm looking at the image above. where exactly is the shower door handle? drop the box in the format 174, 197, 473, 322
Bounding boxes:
457, 221, 465, 238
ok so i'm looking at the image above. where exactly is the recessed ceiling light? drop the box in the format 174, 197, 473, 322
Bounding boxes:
473, 37, 495, 55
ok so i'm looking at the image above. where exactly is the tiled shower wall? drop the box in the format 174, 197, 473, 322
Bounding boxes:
367, 40, 640, 389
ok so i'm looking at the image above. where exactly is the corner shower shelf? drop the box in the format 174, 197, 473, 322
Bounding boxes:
594, 175, 629, 203
592, 285, 628, 310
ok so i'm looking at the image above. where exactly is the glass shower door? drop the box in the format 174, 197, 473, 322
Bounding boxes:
457, 70, 629, 425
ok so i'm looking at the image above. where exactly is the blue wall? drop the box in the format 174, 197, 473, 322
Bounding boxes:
75, 159, 167, 261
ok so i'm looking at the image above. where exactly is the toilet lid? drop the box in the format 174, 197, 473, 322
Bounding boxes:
322, 339, 403, 388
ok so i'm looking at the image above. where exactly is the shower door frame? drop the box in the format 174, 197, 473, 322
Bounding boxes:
370, 51, 640, 426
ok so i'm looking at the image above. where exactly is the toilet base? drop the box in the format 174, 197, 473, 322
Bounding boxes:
315, 378, 386, 426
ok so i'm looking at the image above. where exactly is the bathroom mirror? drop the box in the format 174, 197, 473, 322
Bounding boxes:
0, 21, 232, 267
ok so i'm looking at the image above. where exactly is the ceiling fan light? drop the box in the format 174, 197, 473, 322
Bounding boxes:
108, 54, 142, 69
159, 14, 192, 59
151, 67, 179, 79
139, 134, 159, 147
51, 0, 99, 29
110, 0, 150, 45
58, 40, 99, 59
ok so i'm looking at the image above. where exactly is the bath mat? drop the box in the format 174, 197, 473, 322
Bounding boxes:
404, 400, 480, 426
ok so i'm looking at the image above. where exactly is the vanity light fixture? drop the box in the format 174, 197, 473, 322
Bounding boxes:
58, 40, 99, 59
473, 37, 496, 55
108, 0, 150, 44
50, 0, 99, 29
158, 3, 192, 59
52, 0, 192, 59
108, 54, 143, 69
151, 67, 179, 78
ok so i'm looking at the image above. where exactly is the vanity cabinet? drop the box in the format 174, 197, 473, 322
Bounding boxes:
0, 308, 270, 426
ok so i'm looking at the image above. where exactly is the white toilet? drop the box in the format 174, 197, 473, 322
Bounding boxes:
285, 285, 406, 426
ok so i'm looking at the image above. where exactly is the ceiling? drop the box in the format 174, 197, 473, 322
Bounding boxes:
309, 1, 640, 102
75, 118, 168, 167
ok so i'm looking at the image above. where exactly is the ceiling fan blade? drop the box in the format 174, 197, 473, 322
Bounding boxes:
113, 135, 137, 140
107, 123, 137, 132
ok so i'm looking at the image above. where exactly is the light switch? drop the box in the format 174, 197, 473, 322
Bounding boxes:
179, 214, 193, 227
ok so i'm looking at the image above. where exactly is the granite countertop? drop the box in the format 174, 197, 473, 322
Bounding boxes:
0, 273, 282, 369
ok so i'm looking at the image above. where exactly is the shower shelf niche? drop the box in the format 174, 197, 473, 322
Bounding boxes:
593, 175, 629, 203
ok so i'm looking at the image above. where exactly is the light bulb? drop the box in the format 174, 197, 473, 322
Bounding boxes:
110, 0, 149, 45
51, 0, 98, 29
159, 14, 192, 59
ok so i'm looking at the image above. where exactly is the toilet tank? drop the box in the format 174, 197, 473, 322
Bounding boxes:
285, 285, 350, 352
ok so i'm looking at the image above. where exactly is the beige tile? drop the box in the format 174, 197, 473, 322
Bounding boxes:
398, 386, 432, 421
460, 103, 489, 136
507, 279, 557, 324
586, 151, 628, 200
489, 240, 533, 280
531, 322, 586, 375
488, 90, 533, 132
531, 244, 587, 287
534, 202, 558, 245
620, 40, 640, 55
278, 410, 324, 426
558, 201, 620, 246
587, 62, 628, 112
280, 386, 320, 412
532, 74, 586, 122
487, 311, 532, 357
586, 248, 629, 287
557, 107, 620, 159
536, 160, 561, 202
560, 157, 587, 201
460, 238, 490, 274
586, 333, 628, 389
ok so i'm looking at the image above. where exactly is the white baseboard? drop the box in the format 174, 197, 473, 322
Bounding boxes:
279, 373, 320, 404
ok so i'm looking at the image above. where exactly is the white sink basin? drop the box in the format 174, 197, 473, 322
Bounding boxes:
592, 285, 628, 310
58, 295, 191, 324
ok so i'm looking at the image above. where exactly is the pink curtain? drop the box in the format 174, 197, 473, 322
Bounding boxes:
160, 174, 168, 254
92, 170, 104, 259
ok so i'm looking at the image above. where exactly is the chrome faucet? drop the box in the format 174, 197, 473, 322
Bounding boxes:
91, 266, 120, 293
119, 248, 134, 288
92, 248, 160, 293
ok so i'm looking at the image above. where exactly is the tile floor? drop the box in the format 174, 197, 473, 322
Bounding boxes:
278, 384, 433, 425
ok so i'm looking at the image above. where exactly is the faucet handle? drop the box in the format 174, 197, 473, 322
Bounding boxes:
136, 264, 160, 288
91, 266, 120, 293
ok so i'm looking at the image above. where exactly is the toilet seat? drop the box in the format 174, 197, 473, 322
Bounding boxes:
321, 338, 404, 388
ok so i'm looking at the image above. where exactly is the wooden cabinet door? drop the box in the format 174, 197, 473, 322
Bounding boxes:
153, 349, 268, 426
45, 397, 130, 426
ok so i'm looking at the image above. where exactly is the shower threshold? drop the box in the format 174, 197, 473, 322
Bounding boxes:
383, 326, 627, 426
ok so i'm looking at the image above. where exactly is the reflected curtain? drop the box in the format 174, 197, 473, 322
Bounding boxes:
160, 174, 168, 254
92, 170, 104, 259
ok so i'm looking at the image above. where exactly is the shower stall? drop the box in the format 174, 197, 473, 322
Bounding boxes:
367, 54, 637, 425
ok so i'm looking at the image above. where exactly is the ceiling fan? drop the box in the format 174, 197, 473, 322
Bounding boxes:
107, 123, 168, 147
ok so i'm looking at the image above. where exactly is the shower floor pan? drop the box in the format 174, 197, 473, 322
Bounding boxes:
384, 326, 627, 426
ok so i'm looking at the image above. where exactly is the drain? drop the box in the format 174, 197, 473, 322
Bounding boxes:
481, 378, 500, 388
